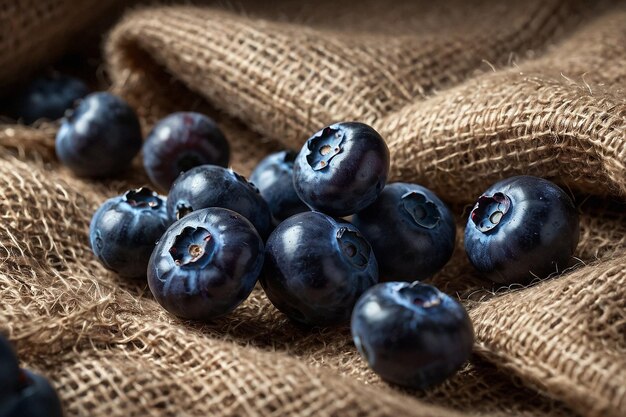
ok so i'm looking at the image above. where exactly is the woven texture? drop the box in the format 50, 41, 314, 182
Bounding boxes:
0, 0, 127, 90
1, 0, 625, 416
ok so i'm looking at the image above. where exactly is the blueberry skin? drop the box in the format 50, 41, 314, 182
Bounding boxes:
0, 369, 63, 417
90, 187, 170, 279
147, 207, 264, 321
351, 281, 474, 389
0, 334, 20, 403
250, 150, 309, 223
4, 74, 89, 124
143, 112, 230, 192
293, 122, 390, 217
261, 211, 378, 326
352, 183, 455, 281
464, 176, 579, 284
55, 92, 142, 177
167, 165, 273, 239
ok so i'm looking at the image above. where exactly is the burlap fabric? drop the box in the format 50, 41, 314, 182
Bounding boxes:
1, 0, 625, 416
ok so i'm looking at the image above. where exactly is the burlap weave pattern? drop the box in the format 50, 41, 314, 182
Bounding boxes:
0, 0, 127, 90
1, 0, 625, 416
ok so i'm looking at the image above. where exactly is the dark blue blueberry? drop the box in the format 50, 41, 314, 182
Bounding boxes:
167, 165, 273, 239
0, 369, 63, 417
142, 112, 230, 192
147, 207, 264, 321
250, 150, 309, 223
352, 183, 455, 281
464, 175, 579, 284
90, 187, 170, 278
3, 74, 89, 124
0, 334, 20, 403
55, 92, 142, 177
351, 281, 474, 389
293, 122, 390, 216
261, 211, 378, 326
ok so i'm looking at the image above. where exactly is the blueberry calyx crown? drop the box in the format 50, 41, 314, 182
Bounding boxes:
93, 230, 104, 251
283, 150, 297, 165
306, 126, 344, 171
401, 192, 441, 229
399, 282, 442, 308
124, 187, 162, 210
470, 192, 511, 233
336, 227, 370, 269
169, 226, 215, 268
231, 169, 260, 194
176, 202, 193, 220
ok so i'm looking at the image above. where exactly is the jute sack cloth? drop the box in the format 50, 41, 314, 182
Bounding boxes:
0, 0, 625, 416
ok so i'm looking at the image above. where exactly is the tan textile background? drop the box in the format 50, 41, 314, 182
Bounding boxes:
0, 1, 625, 416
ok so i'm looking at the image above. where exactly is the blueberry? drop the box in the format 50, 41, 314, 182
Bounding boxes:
90, 187, 170, 278
464, 176, 579, 284
167, 165, 272, 239
351, 281, 474, 389
142, 112, 230, 191
0, 369, 63, 417
147, 207, 264, 321
261, 211, 378, 326
293, 122, 390, 216
250, 150, 309, 223
55, 92, 142, 177
3, 74, 89, 124
0, 334, 20, 402
353, 183, 455, 281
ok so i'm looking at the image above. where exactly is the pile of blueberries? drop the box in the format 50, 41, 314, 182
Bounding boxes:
2, 74, 581, 408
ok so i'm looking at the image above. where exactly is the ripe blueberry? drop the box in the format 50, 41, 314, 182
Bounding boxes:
142, 112, 230, 191
351, 281, 474, 389
167, 165, 272, 239
3, 73, 89, 124
261, 211, 378, 326
55, 92, 142, 177
353, 183, 455, 281
250, 150, 308, 223
0, 334, 20, 403
90, 187, 170, 278
293, 122, 390, 216
147, 207, 264, 321
464, 175, 579, 284
1, 369, 63, 417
